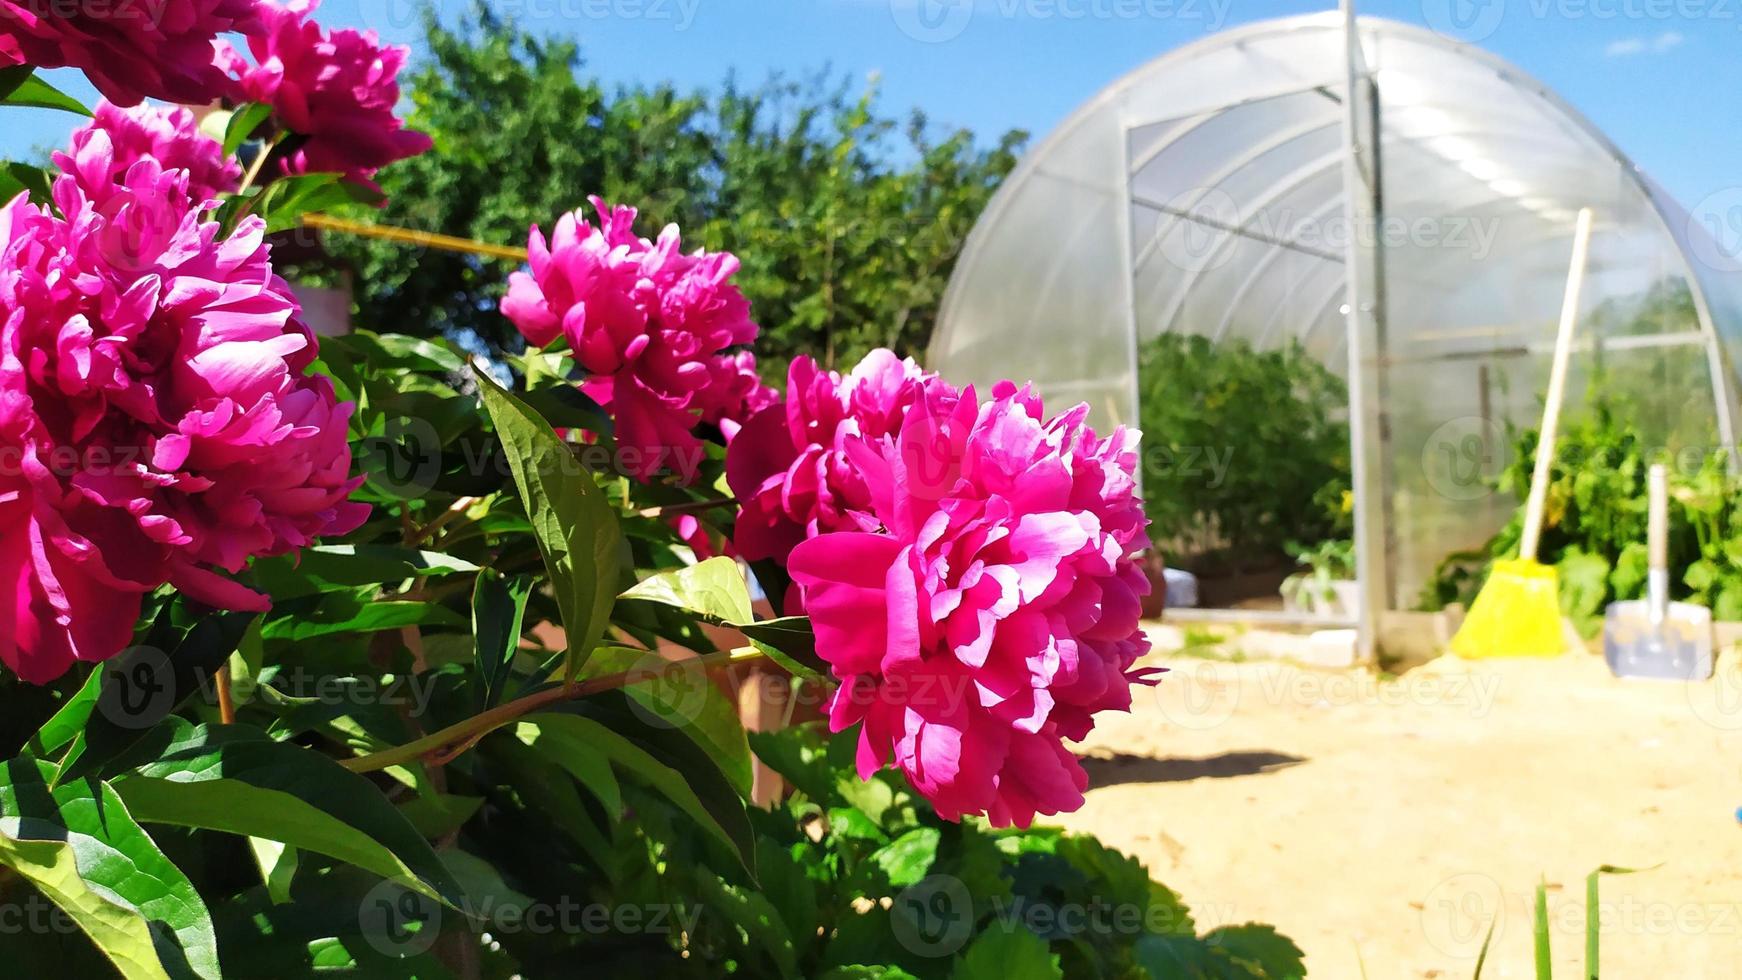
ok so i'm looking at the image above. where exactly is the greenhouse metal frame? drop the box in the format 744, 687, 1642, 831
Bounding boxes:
930, 5, 1742, 658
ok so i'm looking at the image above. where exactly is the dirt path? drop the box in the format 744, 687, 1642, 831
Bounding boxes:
1057, 627, 1742, 978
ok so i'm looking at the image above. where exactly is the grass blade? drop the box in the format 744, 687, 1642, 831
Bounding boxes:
1535, 878, 1552, 980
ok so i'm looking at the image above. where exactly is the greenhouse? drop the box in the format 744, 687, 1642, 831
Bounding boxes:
930, 10, 1742, 658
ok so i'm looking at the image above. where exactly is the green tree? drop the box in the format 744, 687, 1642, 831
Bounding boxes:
325, 4, 1025, 378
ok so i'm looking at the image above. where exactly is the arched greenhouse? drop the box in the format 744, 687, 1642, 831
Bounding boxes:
930, 10, 1742, 658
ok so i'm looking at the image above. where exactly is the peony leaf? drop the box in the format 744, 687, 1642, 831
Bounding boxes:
619, 558, 827, 680
259, 596, 462, 641
620, 556, 754, 624
738, 616, 828, 680
0, 72, 91, 115
110, 723, 464, 908
0, 758, 219, 980
475, 366, 623, 677
578, 644, 754, 796
250, 544, 478, 600
696, 867, 800, 978
473, 568, 534, 707
221, 103, 274, 158
53, 608, 255, 786
517, 699, 752, 872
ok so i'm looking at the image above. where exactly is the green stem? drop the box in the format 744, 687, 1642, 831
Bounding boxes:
340, 646, 767, 773
234, 132, 281, 198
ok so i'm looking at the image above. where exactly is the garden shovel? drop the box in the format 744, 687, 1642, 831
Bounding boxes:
1602, 464, 1713, 680
1450, 207, 1593, 659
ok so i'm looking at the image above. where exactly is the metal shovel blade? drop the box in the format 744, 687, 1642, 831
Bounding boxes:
1602, 600, 1713, 681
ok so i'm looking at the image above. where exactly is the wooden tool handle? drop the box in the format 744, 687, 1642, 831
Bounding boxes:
1519, 207, 1594, 562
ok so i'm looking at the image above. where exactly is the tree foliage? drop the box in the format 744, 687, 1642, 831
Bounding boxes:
327, 4, 1025, 378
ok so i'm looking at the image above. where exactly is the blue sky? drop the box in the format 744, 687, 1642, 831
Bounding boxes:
4, 0, 1736, 208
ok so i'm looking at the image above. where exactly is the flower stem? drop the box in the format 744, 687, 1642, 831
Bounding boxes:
215, 664, 236, 725
338, 646, 768, 773
235, 132, 283, 199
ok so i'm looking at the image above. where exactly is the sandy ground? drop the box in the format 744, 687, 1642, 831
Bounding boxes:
1056, 625, 1742, 978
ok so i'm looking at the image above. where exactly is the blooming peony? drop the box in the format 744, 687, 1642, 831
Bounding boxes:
216, 0, 431, 192
0, 136, 368, 683
697, 350, 777, 442
0, 0, 256, 106
502, 198, 761, 482
727, 349, 935, 570
786, 374, 1155, 827
56, 100, 240, 203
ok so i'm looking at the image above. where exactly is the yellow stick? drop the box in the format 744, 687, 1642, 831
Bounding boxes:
300, 212, 529, 263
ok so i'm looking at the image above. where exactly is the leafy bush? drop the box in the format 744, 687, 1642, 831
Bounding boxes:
1136, 333, 1350, 573
0, 43, 1307, 980
322, 3, 1025, 378
1420, 404, 1742, 633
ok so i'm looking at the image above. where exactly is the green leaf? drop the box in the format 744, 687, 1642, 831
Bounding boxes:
251, 545, 479, 600
756, 836, 819, 963
517, 710, 752, 871
1585, 863, 1656, 979
474, 569, 534, 707
55, 609, 255, 785
520, 382, 614, 440
620, 556, 754, 624
1, 73, 90, 115
0, 65, 31, 100
255, 172, 354, 233
328, 331, 465, 375
739, 616, 828, 680
579, 644, 753, 796
871, 828, 940, 888
110, 724, 464, 907
259, 597, 462, 641
952, 926, 1061, 980
5, 162, 53, 204
1534, 878, 1552, 980
28, 665, 105, 757
222, 103, 274, 157
511, 715, 622, 817
697, 867, 799, 978
1203, 924, 1306, 980
0, 758, 218, 979
619, 558, 827, 679
475, 366, 622, 676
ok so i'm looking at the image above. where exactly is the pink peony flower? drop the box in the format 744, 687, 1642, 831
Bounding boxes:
216, 0, 431, 192
697, 350, 777, 442
0, 139, 368, 683
502, 198, 760, 482
56, 100, 240, 203
727, 349, 935, 570
786, 374, 1155, 827
0, 0, 256, 106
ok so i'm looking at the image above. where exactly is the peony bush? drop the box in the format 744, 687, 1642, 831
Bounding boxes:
0, 15, 1302, 980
